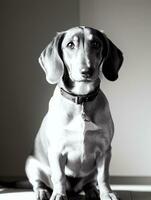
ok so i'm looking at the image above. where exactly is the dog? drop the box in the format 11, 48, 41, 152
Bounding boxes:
25, 26, 123, 200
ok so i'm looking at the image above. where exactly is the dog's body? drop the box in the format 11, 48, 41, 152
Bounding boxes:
26, 27, 123, 200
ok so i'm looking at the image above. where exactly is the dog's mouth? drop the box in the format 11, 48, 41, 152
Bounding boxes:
75, 72, 96, 82
68, 72, 95, 83
76, 78, 93, 83
72, 74, 98, 83
77, 73, 97, 82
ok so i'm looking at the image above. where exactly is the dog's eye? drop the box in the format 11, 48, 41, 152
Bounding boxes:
91, 41, 101, 49
67, 42, 75, 49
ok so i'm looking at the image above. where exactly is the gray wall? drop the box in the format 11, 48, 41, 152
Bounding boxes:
1, 0, 151, 178
80, 0, 151, 176
0, 0, 79, 176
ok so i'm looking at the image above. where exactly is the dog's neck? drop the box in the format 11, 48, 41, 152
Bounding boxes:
60, 84, 100, 104
58, 79, 100, 104
59, 78, 100, 96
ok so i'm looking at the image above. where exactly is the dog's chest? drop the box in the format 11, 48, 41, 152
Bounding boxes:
64, 114, 106, 151
61, 112, 108, 176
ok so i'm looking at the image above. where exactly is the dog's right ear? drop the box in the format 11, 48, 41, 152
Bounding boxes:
38, 32, 65, 84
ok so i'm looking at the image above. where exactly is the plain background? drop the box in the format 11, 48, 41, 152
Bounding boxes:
80, 0, 151, 176
0, 0, 151, 177
0, 0, 79, 177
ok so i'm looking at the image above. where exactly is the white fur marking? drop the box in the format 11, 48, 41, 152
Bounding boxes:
87, 34, 93, 40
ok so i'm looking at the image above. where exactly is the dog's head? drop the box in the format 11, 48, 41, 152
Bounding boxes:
39, 27, 123, 92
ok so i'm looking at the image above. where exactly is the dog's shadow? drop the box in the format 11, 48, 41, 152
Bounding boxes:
68, 193, 85, 200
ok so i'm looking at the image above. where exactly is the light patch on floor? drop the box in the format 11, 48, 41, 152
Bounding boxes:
0, 186, 151, 200
0, 191, 35, 200
111, 184, 151, 192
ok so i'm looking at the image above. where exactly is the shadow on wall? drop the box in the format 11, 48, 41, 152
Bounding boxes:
0, 0, 79, 176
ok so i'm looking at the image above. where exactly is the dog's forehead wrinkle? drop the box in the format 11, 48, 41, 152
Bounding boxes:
63, 27, 103, 45
63, 32, 83, 44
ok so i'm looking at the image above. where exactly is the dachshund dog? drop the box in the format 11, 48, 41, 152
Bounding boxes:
25, 26, 123, 200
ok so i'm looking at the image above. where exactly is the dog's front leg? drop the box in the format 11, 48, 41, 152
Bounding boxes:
49, 150, 68, 200
97, 147, 119, 200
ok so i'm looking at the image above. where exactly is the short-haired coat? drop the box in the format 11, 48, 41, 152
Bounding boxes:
26, 26, 123, 200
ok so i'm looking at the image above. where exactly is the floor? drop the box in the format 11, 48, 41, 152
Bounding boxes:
117, 191, 151, 200
0, 189, 151, 200
1, 177, 151, 199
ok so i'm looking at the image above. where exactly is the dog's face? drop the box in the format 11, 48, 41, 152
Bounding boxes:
39, 26, 123, 94
61, 27, 104, 83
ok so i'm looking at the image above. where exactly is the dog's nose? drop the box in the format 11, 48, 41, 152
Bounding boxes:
81, 67, 94, 78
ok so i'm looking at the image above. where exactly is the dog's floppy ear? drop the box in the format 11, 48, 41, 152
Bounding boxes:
38, 32, 65, 84
102, 36, 123, 81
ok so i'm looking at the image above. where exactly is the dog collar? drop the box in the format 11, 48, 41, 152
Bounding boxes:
60, 86, 100, 104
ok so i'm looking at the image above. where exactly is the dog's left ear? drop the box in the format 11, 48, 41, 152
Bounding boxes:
102, 37, 123, 81
38, 32, 65, 84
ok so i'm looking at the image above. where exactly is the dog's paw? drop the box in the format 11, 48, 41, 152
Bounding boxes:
50, 193, 68, 200
35, 188, 51, 200
100, 192, 120, 200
